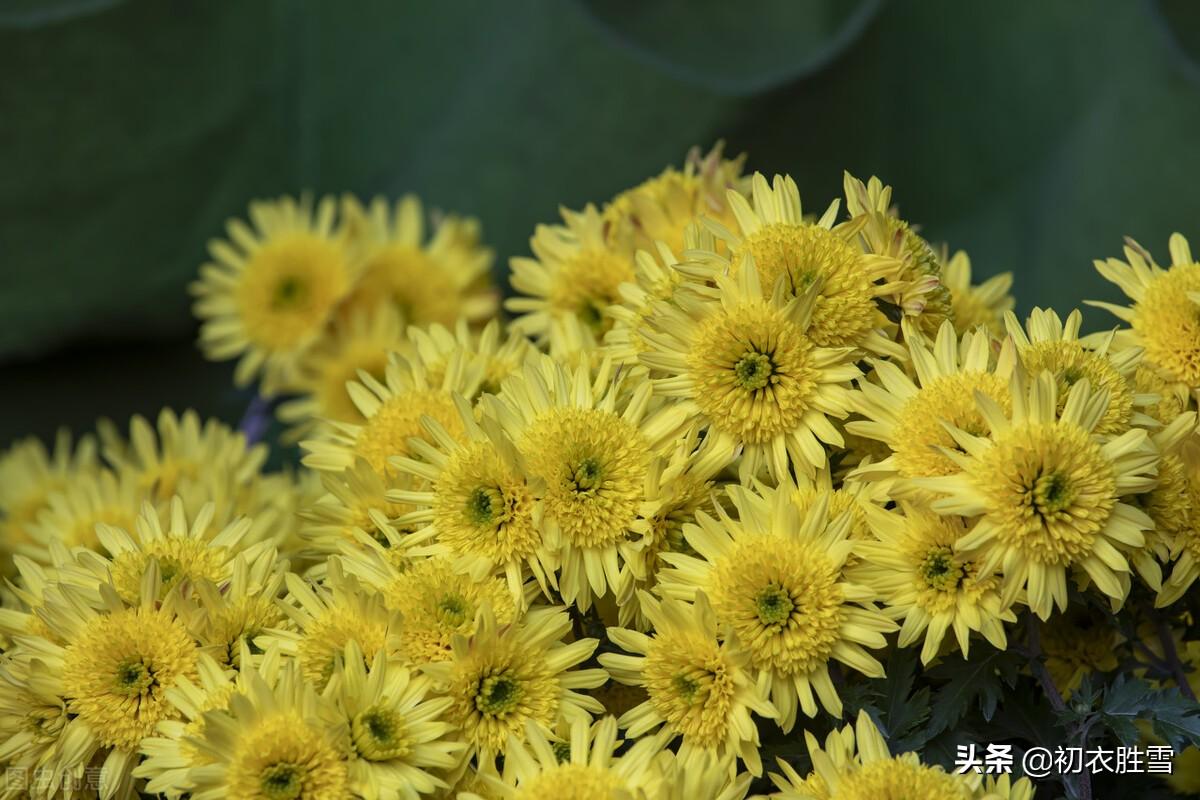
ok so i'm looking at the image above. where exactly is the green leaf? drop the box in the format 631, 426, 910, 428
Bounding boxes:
927, 647, 1022, 736
572, 0, 883, 95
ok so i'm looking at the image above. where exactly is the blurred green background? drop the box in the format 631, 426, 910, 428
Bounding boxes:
4, 0, 1200, 449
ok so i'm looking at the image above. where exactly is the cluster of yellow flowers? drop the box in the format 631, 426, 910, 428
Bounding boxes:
4, 141, 1200, 799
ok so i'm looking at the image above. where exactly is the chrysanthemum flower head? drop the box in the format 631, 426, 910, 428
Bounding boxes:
23, 466, 141, 559
694, 172, 904, 355
639, 256, 860, 481
847, 319, 1012, 492
657, 484, 896, 730
770, 710, 996, 800
98, 407, 268, 513
183, 547, 288, 669
1005, 306, 1149, 435
184, 658, 351, 800
603, 141, 748, 259
0, 430, 98, 572
911, 367, 1159, 619
508, 204, 635, 345
192, 194, 357, 393
299, 457, 419, 565
483, 354, 676, 611
389, 391, 553, 603
1089, 233, 1200, 389
1155, 429, 1200, 607
842, 172, 955, 340
258, 560, 399, 690
468, 716, 668, 800
421, 605, 605, 765
301, 346, 483, 481
852, 502, 1014, 664
324, 640, 464, 800
599, 591, 776, 776
339, 193, 498, 326
1039, 603, 1120, 695
379, 555, 518, 665
276, 303, 408, 442
70, 498, 258, 607
405, 318, 533, 397
15, 562, 202, 798
941, 250, 1014, 336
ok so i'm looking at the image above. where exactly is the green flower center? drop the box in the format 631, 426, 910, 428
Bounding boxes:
476, 673, 522, 716
113, 658, 155, 696
570, 457, 603, 492
754, 583, 795, 626
351, 706, 410, 761
733, 351, 775, 391
435, 593, 471, 627
465, 486, 502, 526
260, 762, 304, 799
920, 546, 965, 592
672, 673, 701, 702
272, 276, 308, 310
1032, 471, 1074, 515
552, 741, 572, 763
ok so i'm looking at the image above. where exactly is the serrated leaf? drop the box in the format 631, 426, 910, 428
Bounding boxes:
1091, 675, 1200, 750
927, 647, 1022, 735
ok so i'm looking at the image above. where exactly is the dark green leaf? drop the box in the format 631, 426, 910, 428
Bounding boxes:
927, 647, 1022, 736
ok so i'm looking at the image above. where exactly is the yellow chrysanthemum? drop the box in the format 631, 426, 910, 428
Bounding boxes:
15, 566, 201, 799
941, 250, 1014, 337
843, 172, 953, 340
277, 304, 408, 442
847, 319, 1012, 492
325, 641, 465, 800
299, 458, 419, 564
192, 195, 356, 392
694, 173, 903, 355
0, 430, 98, 572
483, 355, 675, 611
340, 194, 498, 326
1157, 434, 1200, 607
406, 318, 533, 397
507, 204, 635, 344
421, 606, 605, 765
1040, 605, 1120, 695
135, 649, 262, 798
613, 429, 730, 631
258, 561, 398, 689
467, 716, 667, 800
302, 348, 482, 481
769, 710, 1002, 800
1090, 233, 1200, 389
604, 229, 718, 367
599, 592, 776, 776
603, 142, 748, 258
1131, 361, 1192, 426
639, 258, 860, 481
0, 644, 78, 795
657, 484, 896, 731
390, 392, 553, 602
381, 556, 517, 665
853, 503, 1014, 664
184, 660, 351, 800
98, 408, 268, 516
184, 548, 288, 668
911, 369, 1159, 619
70, 498, 257, 607
1005, 307, 1147, 435
24, 466, 141, 558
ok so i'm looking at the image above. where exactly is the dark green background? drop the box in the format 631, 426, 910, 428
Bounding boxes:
4, 0, 1199, 449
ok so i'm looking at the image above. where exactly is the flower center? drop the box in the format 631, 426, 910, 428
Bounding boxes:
113, 658, 156, 696
436, 593, 470, 627
1032, 470, 1074, 516
733, 351, 775, 391
754, 583, 795, 626
672, 673, 702, 702
552, 741, 572, 763
260, 762, 304, 800
476, 673, 522, 716
465, 486, 501, 526
272, 276, 308, 310
920, 546, 965, 592
351, 706, 410, 761
570, 457, 604, 492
